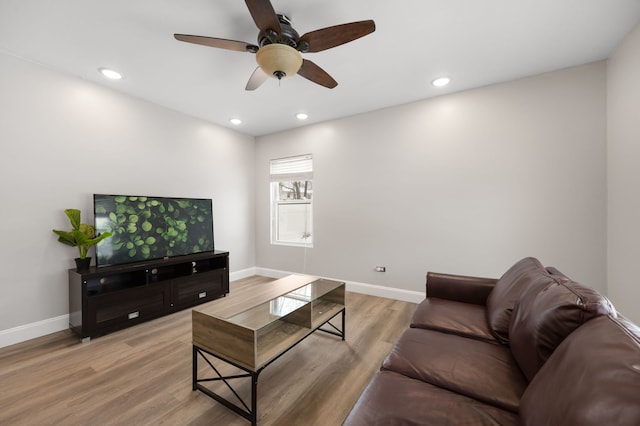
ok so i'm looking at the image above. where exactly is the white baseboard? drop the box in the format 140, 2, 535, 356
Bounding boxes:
230, 267, 256, 282
1, 267, 424, 349
346, 281, 425, 304
0, 314, 69, 349
254, 267, 292, 279
255, 267, 425, 304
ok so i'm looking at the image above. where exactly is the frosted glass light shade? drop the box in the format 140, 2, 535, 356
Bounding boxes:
256, 44, 303, 79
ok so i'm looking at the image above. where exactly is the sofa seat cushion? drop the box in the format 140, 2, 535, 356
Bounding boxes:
486, 257, 551, 344
509, 278, 616, 380
410, 297, 497, 343
343, 370, 519, 426
382, 328, 527, 413
520, 315, 640, 426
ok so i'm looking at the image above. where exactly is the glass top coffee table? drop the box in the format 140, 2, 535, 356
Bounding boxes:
191, 275, 346, 424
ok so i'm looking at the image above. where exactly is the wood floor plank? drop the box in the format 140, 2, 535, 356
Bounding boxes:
0, 276, 417, 425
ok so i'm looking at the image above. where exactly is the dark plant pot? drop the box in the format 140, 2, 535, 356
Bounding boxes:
75, 257, 91, 272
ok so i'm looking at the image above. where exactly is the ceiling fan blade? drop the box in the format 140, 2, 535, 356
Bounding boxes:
174, 34, 258, 53
244, 0, 281, 34
298, 20, 376, 53
245, 67, 269, 91
297, 59, 338, 89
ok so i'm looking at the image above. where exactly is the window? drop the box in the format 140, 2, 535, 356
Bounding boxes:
270, 154, 313, 247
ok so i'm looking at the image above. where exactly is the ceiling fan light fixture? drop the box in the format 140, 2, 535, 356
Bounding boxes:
256, 44, 303, 80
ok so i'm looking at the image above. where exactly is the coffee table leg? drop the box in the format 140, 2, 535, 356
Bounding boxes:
342, 308, 346, 340
251, 372, 259, 425
192, 345, 197, 391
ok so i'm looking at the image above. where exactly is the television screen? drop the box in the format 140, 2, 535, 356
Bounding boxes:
94, 194, 214, 267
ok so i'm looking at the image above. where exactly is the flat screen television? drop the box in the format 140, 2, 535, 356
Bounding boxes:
94, 194, 214, 267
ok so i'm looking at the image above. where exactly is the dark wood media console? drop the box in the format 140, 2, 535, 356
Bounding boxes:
68, 250, 229, 341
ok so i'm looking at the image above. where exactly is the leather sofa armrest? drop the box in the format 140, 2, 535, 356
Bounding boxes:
426, 272, 497, 306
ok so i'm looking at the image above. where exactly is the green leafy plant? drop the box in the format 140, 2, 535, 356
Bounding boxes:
52, 209, 113, 259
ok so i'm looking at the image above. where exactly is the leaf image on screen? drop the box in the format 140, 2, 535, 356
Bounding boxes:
94, 195, 214, 267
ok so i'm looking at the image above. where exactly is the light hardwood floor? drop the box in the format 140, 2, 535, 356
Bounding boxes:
0, 276, 417, 425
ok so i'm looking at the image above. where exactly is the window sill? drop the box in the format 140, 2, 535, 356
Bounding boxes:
270, 241, 313, 248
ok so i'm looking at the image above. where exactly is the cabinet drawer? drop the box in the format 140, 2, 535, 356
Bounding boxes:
87, 284, 168, 333
171, 269, 225, 307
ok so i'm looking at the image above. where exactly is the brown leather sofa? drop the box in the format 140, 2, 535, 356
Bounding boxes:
343, 257, 640, 425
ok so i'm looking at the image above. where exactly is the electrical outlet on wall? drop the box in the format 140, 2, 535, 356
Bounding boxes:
375, 266, 386, 272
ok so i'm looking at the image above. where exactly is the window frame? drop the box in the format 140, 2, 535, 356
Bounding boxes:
269, 155, 313, 248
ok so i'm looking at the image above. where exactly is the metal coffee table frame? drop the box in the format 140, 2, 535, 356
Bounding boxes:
192, 308, 345, 425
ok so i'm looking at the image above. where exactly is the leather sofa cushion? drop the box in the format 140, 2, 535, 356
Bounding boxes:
544, 266, 571, 281
382, 328, 527, 413
343, 370, 518, 426
411, 298, 497, 343
486, 257, 550, 344
509, 278, 616, 381
520, 315, 640, 426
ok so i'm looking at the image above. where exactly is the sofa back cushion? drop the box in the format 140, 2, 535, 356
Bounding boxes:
410, 298, 497, 343
486, 257, 548, 344
544, 266, 571, 281
509, 278, 616, 381
520, 315, 640, 426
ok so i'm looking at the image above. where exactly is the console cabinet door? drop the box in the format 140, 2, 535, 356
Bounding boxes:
171, 269, 226, 309
87, 284, 169, 336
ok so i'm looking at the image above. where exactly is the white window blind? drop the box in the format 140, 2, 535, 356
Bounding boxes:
270, 155, 313, 182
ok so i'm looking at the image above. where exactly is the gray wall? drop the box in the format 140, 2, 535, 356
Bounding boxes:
608, 22, 640, 323
0, 52, 256, 343
256, 62, 607, 296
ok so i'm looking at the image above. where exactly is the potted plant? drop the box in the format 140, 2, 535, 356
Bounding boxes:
53, 208, 112, 271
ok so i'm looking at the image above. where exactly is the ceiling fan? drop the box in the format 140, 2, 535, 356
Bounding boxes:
174, 0, 376, 90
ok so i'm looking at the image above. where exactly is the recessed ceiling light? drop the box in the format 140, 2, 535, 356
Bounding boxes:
99, 68, 123, 80
296, 113, 309, 120
230, 118, 242, 126
431, 77, 451, 87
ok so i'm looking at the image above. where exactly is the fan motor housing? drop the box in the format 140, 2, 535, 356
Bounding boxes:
259, 14, 303, 50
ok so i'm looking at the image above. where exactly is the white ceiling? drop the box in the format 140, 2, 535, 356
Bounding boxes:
1, 0, 640, 136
